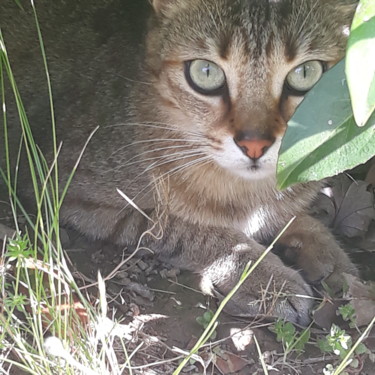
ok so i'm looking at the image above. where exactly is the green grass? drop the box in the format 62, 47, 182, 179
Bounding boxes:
0, 4, 130, 374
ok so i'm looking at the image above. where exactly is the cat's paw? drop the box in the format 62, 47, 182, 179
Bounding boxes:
201, 251, 313, 325
275, 215, 359, 293
276, 233, 359, 292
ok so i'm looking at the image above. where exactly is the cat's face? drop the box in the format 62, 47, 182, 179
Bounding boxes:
144, 0, 356, 181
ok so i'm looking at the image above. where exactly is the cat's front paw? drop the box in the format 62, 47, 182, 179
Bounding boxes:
275, 215, 359, 293
276, 233, 359, 292
201, 251, 313, 325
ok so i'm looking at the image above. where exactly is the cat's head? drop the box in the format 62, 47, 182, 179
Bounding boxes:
141, 0, 357, 181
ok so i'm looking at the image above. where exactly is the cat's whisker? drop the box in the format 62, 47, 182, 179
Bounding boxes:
292, 0, 306, 30
120, 149, 206, 185
103, 122, 204, 137
297, 0, 320, 37
201, 1, 220, 33
106, 149, 207, 175
128, 153, 210, 194
109, 138, 204, 158
127, 151, 208, 182
149, 157, 213, 200
124, 143, 208, 161
214, 1, 225, 29
114, 73, 152, 86
143, 152, 208, 172
120, 155, 212, 212
116, 148, 207, 170
165, 157, 213, 182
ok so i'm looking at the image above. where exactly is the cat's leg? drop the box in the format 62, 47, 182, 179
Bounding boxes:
143, 215, 313, 325
276, 214, 358, 291
60, 202, 313, 324
59, 199, 148, 245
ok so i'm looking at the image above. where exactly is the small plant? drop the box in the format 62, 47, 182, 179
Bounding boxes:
318, 324, 371, 374
196, 310, 217, 340
270, 319, 310, 360
318, 324, 353, 359
6, 235, 33, 261
337, 304, 357, 328
270, 316, 375, 374
0, 5, 134, 373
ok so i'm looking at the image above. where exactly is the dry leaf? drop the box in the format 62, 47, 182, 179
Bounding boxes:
365, 157, 375, 185
358, 221, 375, 251
214, 349, 249, 374
313, 297, 343, 330
316, 175, 375, 239
311, 188, 337, 227
344, 273, 375, 327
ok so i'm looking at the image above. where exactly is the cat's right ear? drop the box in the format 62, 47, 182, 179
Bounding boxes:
149, 0, 175, 16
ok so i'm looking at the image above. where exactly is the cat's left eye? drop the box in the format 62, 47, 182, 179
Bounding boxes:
185, 59, 226, 95
286, 60, 324, 94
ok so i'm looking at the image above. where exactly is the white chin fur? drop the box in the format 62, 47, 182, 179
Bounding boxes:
212, 137, 281, 181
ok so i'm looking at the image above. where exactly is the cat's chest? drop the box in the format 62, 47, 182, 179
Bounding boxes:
235, 186, 318, 242
237, 204, 286, 242
168, 166, 317, 236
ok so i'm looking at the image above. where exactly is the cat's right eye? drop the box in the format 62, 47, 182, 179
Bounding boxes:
185, 59, 226, 95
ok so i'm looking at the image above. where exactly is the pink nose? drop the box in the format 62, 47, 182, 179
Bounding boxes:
235, 138, 273, 160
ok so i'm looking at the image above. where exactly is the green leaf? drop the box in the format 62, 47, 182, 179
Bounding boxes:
354, 343, 368, 355
203, 310, 214, 322
338, 304, 356, 323
350, 359, 359, 368
196, 316, 205, 326
346, 0, 375, 126
294, 328, 310, 352
277, 59, 375, 190
318, 338, 333, 354
283, 322, 296, 338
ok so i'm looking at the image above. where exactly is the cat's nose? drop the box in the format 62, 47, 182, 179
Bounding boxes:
234, 134, 274, 160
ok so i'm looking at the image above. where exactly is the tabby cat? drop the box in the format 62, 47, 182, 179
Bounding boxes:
0, 0, 358, 325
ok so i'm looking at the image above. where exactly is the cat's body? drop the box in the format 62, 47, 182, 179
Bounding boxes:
0, 0, 358, 324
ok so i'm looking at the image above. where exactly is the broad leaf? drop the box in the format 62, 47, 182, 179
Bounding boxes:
277, 60, 375, 190
346, 0, 375, 126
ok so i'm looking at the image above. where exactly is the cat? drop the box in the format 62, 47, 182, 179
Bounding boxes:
0, 0, 359, 325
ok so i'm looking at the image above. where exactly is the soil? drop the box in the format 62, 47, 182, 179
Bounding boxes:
59, 224, 375, 375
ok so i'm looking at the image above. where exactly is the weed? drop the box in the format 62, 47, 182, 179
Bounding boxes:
318, 323, 374, 375
6, 235, 33, 261
269, 312, 375, 374
271, 319, 311, 361
196, 310, 217, 340
318, 324, 353, 358
337, 303, 357, 328
0, 4, 130, 373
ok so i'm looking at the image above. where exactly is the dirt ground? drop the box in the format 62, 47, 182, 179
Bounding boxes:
57, 225, 374, 375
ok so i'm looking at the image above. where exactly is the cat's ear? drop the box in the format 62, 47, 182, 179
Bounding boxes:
149, 0, 174, 15
337, 0, 360, 31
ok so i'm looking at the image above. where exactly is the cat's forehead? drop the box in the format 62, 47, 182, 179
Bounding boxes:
156, 0, 355, 63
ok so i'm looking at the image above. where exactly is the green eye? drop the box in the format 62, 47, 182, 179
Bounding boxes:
286, 60, 324, 93
185, 59, 226, 95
